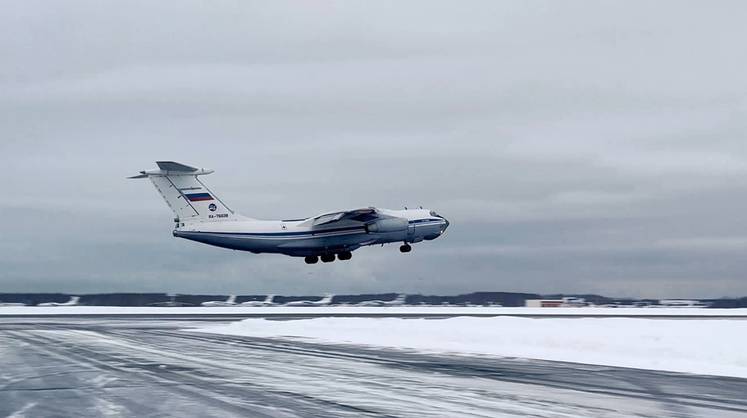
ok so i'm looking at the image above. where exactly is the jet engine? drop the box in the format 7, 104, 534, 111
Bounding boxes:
365, 218, 408, 233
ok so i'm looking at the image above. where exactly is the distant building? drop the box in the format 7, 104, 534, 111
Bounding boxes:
526, 299, 564, 308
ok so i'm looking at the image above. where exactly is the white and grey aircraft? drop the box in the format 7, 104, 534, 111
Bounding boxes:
284, 294, 334, 307
201, 295, 237, 307
130, 161, 450, 264
38, 296, 80, 307
356, 294, 407, 307
241, 294, 276, 307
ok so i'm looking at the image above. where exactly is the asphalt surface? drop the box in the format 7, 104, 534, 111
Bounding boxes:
1, 316, 746, 418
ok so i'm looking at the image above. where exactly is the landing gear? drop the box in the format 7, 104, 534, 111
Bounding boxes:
337, 251, 352, 261
306, 251, 352, 264
400, 244, 412, 253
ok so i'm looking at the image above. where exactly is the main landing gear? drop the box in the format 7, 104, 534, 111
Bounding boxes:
337, 251, 352, 261
304, 251, 353, 264
400, 243, 412, 253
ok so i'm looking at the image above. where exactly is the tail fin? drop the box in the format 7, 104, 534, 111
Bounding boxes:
319, 294, 334, 305
130, 161, 244, 224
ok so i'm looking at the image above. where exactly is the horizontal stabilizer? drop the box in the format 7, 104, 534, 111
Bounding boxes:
128, 161, 214, 179
157, 161, 198, 172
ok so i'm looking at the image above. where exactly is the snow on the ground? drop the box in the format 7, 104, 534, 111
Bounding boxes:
194, 316, 747, 378
2, 306, 747, 316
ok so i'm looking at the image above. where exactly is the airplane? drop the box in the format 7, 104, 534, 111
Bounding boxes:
38, 296, 80, 307
284, 294, 334, 307
201, 295, 237, 307
356, 294, 408, 307
241, 294, 276, 307
130, 161, 449, 264
149, 293, 192, 307
150, 300, 192, 307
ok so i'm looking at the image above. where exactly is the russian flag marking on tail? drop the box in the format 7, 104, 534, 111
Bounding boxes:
185, 192, 214, 202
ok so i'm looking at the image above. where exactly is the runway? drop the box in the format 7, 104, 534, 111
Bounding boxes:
2, 316, 746, 418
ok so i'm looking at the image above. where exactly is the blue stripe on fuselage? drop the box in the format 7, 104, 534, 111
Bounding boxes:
180, 225, 366, 238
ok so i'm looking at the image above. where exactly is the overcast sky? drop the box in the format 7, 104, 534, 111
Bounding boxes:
1, 1, 746, 298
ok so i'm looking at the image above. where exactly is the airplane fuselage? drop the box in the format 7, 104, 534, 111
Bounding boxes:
173, 208, 449, 259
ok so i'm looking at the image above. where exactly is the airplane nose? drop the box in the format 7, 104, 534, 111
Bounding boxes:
441, 217, 450, 232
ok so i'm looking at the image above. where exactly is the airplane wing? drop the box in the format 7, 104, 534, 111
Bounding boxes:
310, 208, 379, 227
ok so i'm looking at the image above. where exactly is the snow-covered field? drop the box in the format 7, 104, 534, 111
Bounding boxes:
195, 316, 747, 378
2, 306, 747, 316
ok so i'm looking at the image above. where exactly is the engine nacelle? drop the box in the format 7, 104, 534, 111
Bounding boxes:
365, 218, 408, 233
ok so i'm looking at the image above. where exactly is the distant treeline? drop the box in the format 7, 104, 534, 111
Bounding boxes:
1, 292, 746, 308
0, 292, 537, 307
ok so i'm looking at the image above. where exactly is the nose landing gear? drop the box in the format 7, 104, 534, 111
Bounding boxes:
399, 244, 412, 253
